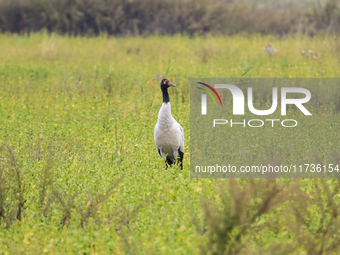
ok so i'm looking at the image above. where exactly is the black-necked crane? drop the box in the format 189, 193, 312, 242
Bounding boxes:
154, 79, 184, 170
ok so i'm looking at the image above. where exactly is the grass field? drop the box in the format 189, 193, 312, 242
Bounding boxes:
0, 33, 340, 254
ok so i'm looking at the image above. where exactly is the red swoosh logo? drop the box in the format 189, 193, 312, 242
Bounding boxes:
197, 82, 222, 106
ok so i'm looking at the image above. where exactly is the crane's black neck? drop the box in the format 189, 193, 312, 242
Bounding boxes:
162, 87, 170, 103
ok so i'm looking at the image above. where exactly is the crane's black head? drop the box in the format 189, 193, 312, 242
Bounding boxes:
160, 79, 176, 103
160, 79, 176, 91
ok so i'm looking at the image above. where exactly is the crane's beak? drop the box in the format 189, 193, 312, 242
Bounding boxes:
168, 82, 176, 87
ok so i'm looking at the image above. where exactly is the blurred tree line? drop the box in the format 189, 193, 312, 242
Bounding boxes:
0, 0, 339, 36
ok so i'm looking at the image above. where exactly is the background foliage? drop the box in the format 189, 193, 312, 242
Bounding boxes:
0, 0, 339, 36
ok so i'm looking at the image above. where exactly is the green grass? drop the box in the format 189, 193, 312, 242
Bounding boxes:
0, 33, 340, 254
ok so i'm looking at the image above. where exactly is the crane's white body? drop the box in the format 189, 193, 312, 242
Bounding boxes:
154, 102, 184, 162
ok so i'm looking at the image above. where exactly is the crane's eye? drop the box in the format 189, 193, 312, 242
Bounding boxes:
164, 80, 169, 84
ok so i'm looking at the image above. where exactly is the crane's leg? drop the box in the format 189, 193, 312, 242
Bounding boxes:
178, 149, 184, 170
158, 149, 170, 169
173, 149, 184, 170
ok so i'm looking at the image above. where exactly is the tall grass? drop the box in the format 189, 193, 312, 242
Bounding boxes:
0, 33, 339, 254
